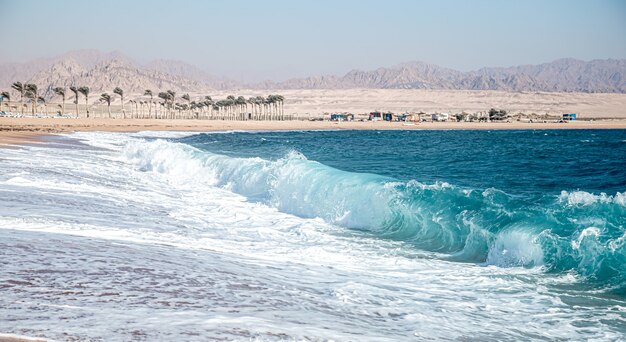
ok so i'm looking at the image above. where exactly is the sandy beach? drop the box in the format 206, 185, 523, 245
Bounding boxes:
1, 117, 626, 146
219, 89, 626, 119
0, 335, 46, 342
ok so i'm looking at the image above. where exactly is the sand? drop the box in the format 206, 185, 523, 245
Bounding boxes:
0, 130, 50, 146
208, 89, 626, 119
0, 335, 46, 342
1, 117, 626, 147
3, 87, 626, 146
6, 89, 626, 120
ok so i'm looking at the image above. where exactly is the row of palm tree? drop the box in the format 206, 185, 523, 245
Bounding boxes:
1, 83, 286, 120
0, 83, 90, 118
3, 82, 44, 116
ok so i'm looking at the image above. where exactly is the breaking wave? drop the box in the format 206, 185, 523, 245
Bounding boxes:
123, 139, 626, 292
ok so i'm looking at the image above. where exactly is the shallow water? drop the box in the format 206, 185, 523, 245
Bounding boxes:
0, 130, 625, 341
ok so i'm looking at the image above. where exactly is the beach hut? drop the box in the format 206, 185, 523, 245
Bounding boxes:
330, 113, 354, 121
432, 113, 449, 122
562, 113, 577, 121
395, 113, 408, 122
403, 113, 420, 122
383, 112, 394, 121
369, 111, 382, 121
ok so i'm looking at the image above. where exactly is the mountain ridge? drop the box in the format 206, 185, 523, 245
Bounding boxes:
1, 50, 625, 94
258, 58, 626, 92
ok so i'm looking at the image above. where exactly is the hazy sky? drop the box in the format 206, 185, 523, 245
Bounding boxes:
1, 0, 625, 81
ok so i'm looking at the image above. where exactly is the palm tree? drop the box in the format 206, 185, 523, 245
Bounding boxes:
212, 103, 220, 119
113, 87, 125, 118
275, 94, 285, 120
139, 100, 145, 119
235, 96, 247, 120
129, 99, 138, 118
191, 101, 201, 119
0, 91, 10, 112
182, 93, 191, 119
255, 96, 266, 120
11, 82, 25, 116
100, 93, 112, 118
225, 95, 235, 120
144, 89, 153, 119
69, 86, 80, 118
78, 86, 90, 118
158, 92, 169, 119
247, 97, 256, 120
167, 90, 176, 118
204, 96, 213, 119
37, 96, 47, 116
53, 87, 66, 117
24, 90, 35, 116
24, 84, 38, 115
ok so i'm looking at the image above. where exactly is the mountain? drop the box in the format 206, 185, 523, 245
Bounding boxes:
0, 50, 135, 88
256, 62, 463, 89
144, 59, 237, 89
258, 58, 626, 93
29, 58, 210, 99
1, 50, 624, 94
0, 49, 232, 95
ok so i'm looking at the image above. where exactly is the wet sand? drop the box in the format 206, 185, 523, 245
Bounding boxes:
1, 118, 626, 147
0, 335, 47, 342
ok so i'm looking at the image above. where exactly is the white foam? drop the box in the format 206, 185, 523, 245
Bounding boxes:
486, 229, 544, 267
0, 131, 622, 341
559, 190, 626, 206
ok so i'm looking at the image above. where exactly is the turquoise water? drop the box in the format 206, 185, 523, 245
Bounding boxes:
179, 129, 626, 293
0, 130, 624, 340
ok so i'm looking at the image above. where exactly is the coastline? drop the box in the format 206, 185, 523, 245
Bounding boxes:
2, 118, 626, 146
0, 334, 46, 342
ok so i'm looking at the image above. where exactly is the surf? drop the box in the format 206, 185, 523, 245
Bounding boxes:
122, 137, 626, 293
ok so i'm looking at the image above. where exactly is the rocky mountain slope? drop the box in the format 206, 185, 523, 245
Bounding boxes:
262, 59, 626, 93
29, 58, 210, 98
1, 50, 624, 94
1, 50, 229, 95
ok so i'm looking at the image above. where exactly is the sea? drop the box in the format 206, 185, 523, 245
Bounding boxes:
0, 129, 625, 341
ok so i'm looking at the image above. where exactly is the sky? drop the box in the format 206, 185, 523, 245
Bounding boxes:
1, 0, 625, 81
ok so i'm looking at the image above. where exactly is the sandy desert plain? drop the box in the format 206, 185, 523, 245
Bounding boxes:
1, 89, 626, 146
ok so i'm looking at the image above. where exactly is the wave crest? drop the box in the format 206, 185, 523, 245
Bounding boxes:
122, 139, 626, 292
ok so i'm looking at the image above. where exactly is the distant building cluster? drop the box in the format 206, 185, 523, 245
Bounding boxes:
325, 109, 579, 123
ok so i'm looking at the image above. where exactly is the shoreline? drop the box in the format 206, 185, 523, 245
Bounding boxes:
0, 334, 47, 342
2, 118, 626, 146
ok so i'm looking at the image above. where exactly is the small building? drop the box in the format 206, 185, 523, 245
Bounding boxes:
382, 112, 394, 121
330, 113, 354, 121
404, 113, 420, 122
432, 113, 449, 122
369, 111, 382, 121
563, 113, 577, 121
395, 114, 408, 122
419, 113, 431, 122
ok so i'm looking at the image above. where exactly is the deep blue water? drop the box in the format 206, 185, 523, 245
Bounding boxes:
180, 129, 626, 197
176, 129, 626, 293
